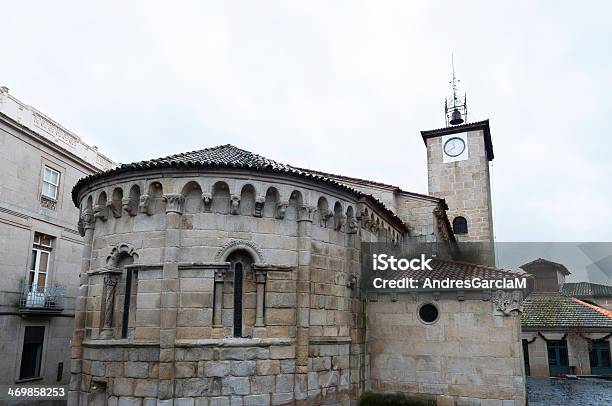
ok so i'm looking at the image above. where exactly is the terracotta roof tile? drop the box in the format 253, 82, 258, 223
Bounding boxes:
521, 292, 612, 329
71, 144, 408, 231
563, 282, 612, 298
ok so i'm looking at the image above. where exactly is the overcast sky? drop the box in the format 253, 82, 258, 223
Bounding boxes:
2, 1, 611, 242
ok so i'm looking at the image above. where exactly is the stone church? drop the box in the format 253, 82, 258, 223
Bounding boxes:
69, 120, 527, 405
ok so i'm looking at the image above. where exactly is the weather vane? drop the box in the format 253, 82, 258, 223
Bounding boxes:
445, 54, 467, 126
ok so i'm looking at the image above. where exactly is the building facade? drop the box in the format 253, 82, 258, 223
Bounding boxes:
0, 87, 114, 390
68, 124, 527, 405
520, 259, 612, 377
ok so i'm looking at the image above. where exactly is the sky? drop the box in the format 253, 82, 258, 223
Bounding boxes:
1, 1, 611, 242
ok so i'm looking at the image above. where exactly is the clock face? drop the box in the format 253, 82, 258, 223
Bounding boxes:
443, 137, 466, 157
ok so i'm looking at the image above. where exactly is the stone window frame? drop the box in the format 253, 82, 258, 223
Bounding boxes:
417, 302, 440, 325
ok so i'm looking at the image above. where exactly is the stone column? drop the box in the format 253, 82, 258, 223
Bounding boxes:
99, 272, 120, 339
68, 208, 95, 406
254, 269, 267, 327
213, 268, 225, 327
295, 205, 313, 403
158, 194, 183, 402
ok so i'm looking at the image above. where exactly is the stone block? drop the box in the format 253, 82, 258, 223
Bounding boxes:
209, 397, 230, 406
91, 360, 105, 376
175, 398, 195, 406
256, 360, 280, 375
205, 361, 230, 377
125, 362, 149, 378
133, 380, 158, 397
270, 345, 295, 359
243, 394, 271, 405
231, 360, 256, 376
272, 392, 294, 405
222, 377, 250, 396
275, 374, 295, 392
113, 378, 133, 396
250, 375, 275, 394
117, 397, 142, 406
175, 362, 198, 378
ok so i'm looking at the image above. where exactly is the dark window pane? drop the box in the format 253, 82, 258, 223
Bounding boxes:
19, 326, 45, 379
548, 347, 557, 366
419, 303, 439, 323
233, 263, 243, 337
452, 217, 468, 234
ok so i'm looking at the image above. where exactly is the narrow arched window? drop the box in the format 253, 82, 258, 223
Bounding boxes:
452, 216, 468, 234
233, 262, 243, 337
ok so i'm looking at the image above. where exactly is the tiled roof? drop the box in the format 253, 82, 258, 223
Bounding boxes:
520, 258, 571, 275
563, 282, 612, 298
292, 167, 444, 203
521, 292, 612, 329
368, 258, 527, 290
71, 144, 408, 231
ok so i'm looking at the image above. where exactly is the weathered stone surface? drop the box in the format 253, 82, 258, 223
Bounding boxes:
125, 361, 149, 378
222, 377, 250, 396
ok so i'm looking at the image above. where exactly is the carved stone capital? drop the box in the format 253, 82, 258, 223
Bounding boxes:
297, 205, 314, 222
276, 201, 288, 219
214, 268, 226, 282
347, 217, 359, 234
230, 195, 241, 215
78, 208, 95, 236
122, 198, 138, 216
202, 193, 212, 212
254, 269, 267, 284
492, 290, 524, 315
164, 194, 184, 214
253, 196, 265, 217
93, 204, 109, 221
335, 214, 347, 231
319, 208, 333, 227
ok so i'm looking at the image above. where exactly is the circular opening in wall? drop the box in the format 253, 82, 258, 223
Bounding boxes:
418, 303, 439, 324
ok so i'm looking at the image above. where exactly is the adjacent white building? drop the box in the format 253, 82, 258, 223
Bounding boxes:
0, 85, 114, 388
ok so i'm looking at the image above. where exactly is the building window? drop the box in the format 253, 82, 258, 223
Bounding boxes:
27, 233, 53, 306
42, 166, 60, 200
452, 216, 468, 234
418, 303, 439, 324
233, 262, 243, 337
19, 326, 45, 380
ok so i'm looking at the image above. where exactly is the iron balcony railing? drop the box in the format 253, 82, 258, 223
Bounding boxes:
18, 280, 65, 310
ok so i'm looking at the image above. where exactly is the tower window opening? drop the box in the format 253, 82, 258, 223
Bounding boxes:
452, 216, 468, 234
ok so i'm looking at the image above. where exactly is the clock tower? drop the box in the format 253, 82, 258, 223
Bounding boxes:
421, 120, 494, 242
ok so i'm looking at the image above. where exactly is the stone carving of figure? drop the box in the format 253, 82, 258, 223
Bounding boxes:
122, 198, 138, 216
492, 290, 524, 315
335, 213, 347, 231
347, 217, 359, 234
202, 193, 213, 212
139, 194, 152, 215
230, 195, 241, 215
93, 204, 108, 221
253, 197, 265, 217
100, 274, 119, 338
276, 202, 288, 219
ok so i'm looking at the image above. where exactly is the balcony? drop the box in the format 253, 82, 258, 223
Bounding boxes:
18, 281, 65, 314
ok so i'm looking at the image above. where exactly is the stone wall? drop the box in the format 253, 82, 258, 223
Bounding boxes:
426, 129, 494, 243
368, 293, 526, 406
70, 170, 405, 405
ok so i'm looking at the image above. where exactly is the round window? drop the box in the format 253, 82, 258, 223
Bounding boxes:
418, 303, 439, 324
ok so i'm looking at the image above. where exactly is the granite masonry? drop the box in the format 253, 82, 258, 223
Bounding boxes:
68, 121, 528, 405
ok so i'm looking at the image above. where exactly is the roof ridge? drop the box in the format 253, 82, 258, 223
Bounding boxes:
431, 257, 526, 276
572, 298, 612, 319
